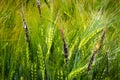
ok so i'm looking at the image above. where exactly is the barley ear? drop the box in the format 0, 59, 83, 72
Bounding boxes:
37, 44, 45, 80
36, 0, 42, 17
21, 4, 30, 47
68, 65, 88, 80
60, 28, 69, 63
87, 28, 106, 73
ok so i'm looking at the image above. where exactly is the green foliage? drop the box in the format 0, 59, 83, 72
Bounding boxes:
0, 0, 120, 80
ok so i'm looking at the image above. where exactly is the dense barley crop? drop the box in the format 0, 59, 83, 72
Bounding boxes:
0, 0, 120, 80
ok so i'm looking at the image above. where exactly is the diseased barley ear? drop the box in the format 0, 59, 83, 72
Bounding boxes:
44, 0, 50, 8
60, 28, 69, 63
22, 4, 30, 47
87, 52, 95, 73
36, 0, 42, 17
87, 28, 106, 73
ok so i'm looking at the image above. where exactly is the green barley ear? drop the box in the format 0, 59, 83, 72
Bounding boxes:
68, 65, 88, 80
69, 37, 79, 60
37, 44, 45, 80
33, 63, 37, 80
31, 63, 37, 80
45, 26, 54, 62
78, 27, 103, 50
57, 69, 63, 80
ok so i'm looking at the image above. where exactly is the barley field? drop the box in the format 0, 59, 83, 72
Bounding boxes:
0, 0, 120, 80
